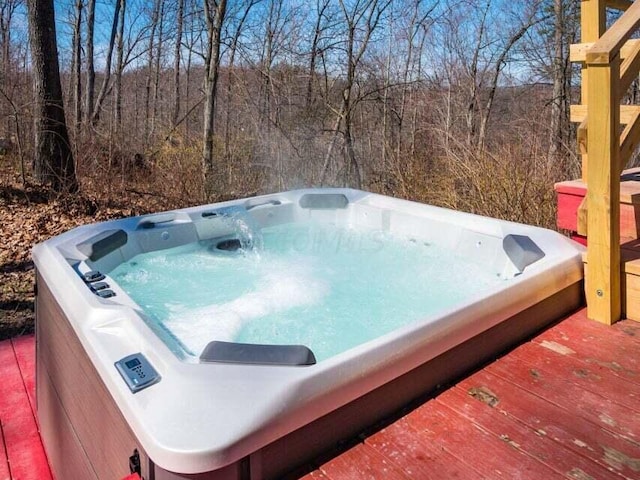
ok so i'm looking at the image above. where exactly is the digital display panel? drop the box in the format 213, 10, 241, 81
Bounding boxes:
125, 358, 141, 369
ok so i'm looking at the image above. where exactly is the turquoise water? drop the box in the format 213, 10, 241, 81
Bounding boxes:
109, 222, 504, 361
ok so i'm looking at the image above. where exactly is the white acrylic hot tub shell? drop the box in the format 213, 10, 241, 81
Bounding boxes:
32, 188, 584, 475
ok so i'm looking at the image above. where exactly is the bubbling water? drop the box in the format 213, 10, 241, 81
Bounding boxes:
163, 261, 329, 355
217, 206, 264, 256
110, 222, 504, 361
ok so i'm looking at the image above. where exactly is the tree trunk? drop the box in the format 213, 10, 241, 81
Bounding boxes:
0, 0, 15, 137
172, 0, 184, 128
85, 0, 95, 125
91, 0, 121, 126
476, 7, 542, 151
150, 0, 165, 139
336, 0, 390, 188
145, 0, 161, 143
224, 0, 256, 159
114, 0, 126, 132
185, 31, 192, 134
202, 0, 227, 198
71, 0, 82, 139
306, 0, 330, 112
342, 20, 359, 187
549, 0, 566, 161
466, 0, 490, 146
27, 0, 77, 192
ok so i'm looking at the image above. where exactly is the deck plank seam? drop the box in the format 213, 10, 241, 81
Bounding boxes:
509, 341, 640, 414
486, 353, 640, 448
391, 403, 500, 479
0, 418, 12, 479
450, 379, 639, 480
533, 320, 640, 386
479, 367, 640, 462
431, 397, 578, 479
360, 430, 481, 480
442, 385, 627, 480
10, 339, 38, 430
503, 343, 640, 417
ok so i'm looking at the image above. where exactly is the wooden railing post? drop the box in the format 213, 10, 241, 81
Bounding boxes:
586, 53, 622, 325
571, 0, 640, 324
580, 0, 607, 183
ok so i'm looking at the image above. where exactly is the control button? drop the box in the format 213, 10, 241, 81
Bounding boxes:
96, 289, 116, 298
83, 271, 105, 282
90, 281, 109, 292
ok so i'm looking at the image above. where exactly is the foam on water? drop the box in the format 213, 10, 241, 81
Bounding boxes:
163, 261, 328, 354
109, 222, 505, 361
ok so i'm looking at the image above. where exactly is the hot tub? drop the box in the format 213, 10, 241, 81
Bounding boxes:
33, 189, 584, 480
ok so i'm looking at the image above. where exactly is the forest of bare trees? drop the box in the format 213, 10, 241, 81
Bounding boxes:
3, 0, 585, 228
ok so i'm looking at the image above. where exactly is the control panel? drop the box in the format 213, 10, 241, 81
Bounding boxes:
115, 353, 161, 393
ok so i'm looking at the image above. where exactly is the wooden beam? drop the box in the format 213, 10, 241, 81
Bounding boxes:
620, 38, 640, 92
570, 38, 640, 62
581, 0, 607, 183
586, 57, 622, 325
586, 1, 640, 64
570, 104, 640, 124
620, 106, 640, 169
606, 0, 634, 12
577, 118, 588, 155
577, 196, 589, 236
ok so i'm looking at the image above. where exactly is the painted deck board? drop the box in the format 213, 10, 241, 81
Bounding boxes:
0, 339, 52, 480
12, 336, 37, 417
305, 312, 640, 480
437, 385, 620, 480
0, 426, 10, 480
2, 311, 640, 480
507, 341, 640, 414
456, 370, 640, 478
317, 443, 411, 480
487, 350, 640, 443
405, 400, 565, 479
364, 417, 482, 479
534, 311, 640, 384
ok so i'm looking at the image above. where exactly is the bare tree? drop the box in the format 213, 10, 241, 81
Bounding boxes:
0, 0, 22, 136
91, 0, 121, 126
114, 0, 126, 131
202, 0, 227, 197
84, 0, 95, 125
27, 0, 77, 192
476, 3, 543, 150
547, 0, 576, 162
144, 0, 161, 142
71, 0, 82, 138
394, 0, 436, 160
223, 0, 257, 158
320, 0, 392, 188
151, 0, 166, 138
306, 0, 332, 112
172, 0, 185, 128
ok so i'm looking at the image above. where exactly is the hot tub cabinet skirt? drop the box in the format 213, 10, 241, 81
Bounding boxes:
35, 270, 583, 480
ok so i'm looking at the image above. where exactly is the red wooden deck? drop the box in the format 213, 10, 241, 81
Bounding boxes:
0, 335, 52, 480
1, 310, 639, 480
301, 309, 640, 480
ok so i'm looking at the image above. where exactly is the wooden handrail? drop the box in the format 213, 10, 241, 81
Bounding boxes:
586, 0, 640, 64
570, 38, 640, 63
620, 108, 640, 166
620, 38, 640, 91
607, 0, 634, 11
570, 104, 640, 124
